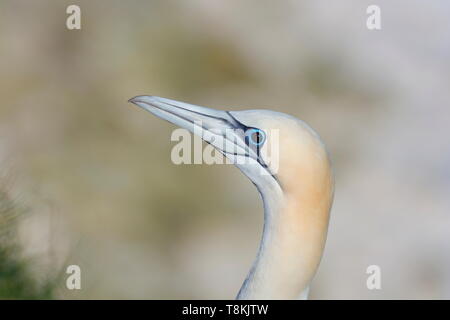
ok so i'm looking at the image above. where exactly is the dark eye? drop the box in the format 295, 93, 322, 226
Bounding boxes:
245, 128, 266, 146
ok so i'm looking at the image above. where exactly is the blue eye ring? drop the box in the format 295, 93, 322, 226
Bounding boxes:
246, 128, 266, 146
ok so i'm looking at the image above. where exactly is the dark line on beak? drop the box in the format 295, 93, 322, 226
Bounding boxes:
164, 101, 231, 129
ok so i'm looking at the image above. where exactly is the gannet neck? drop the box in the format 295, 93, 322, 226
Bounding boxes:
237, 142, 333, 300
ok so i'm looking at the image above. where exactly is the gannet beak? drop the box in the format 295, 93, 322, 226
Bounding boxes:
128, 95, 257, 161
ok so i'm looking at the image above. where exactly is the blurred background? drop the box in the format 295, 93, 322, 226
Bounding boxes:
0, 0, 449, 299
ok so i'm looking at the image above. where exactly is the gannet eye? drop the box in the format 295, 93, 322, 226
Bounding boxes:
245, 128, 266, 146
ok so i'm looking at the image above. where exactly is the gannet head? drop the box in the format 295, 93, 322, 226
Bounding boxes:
129, 95, 334, 299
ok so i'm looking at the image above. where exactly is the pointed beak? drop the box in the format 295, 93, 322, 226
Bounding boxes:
128, 95, 257, 160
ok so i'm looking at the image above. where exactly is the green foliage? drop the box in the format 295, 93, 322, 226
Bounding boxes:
0, 189, 57, 299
